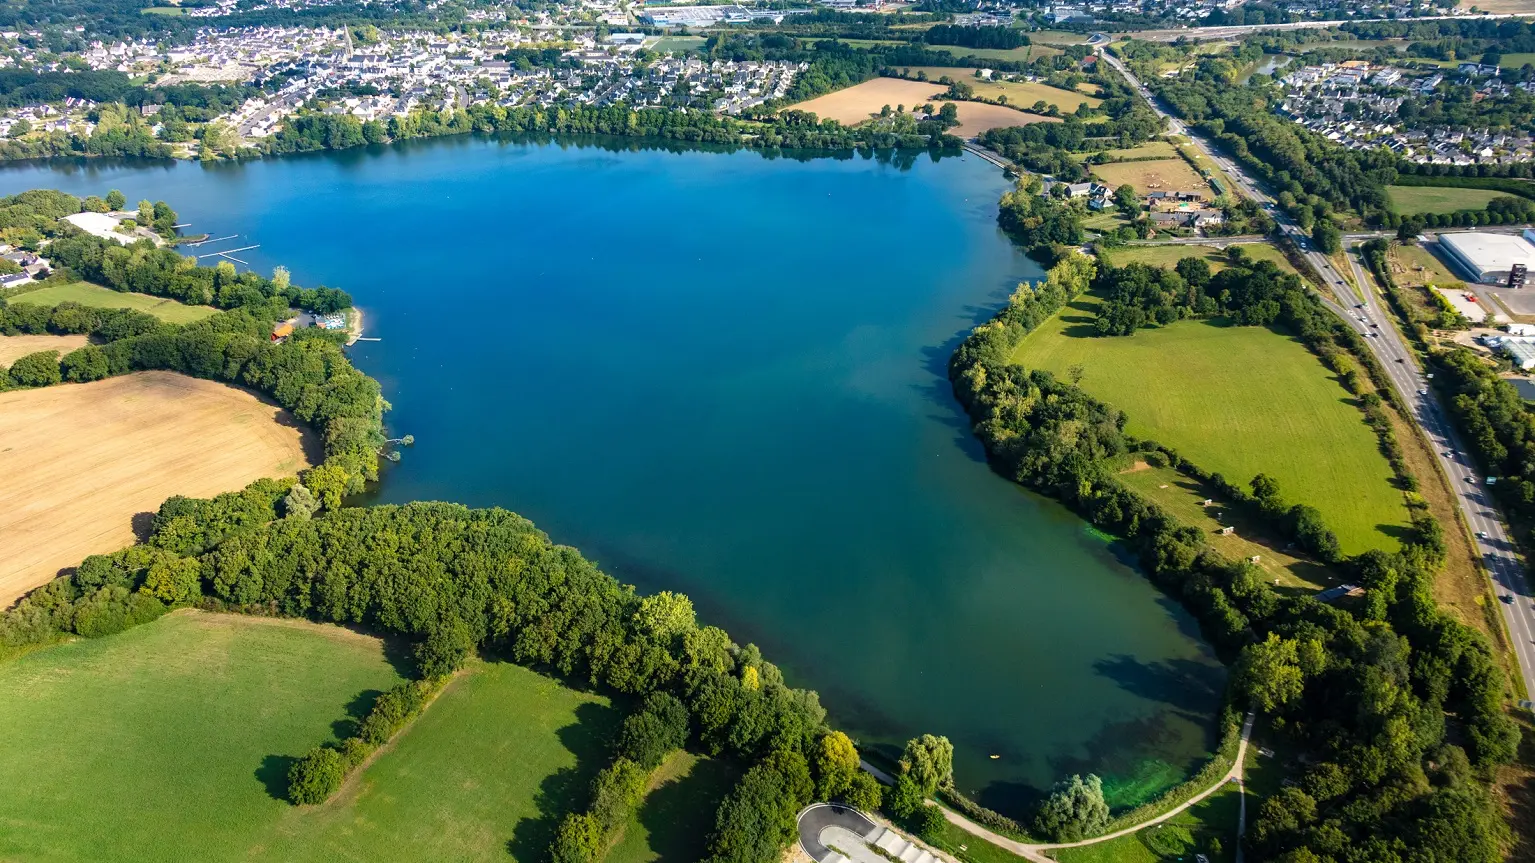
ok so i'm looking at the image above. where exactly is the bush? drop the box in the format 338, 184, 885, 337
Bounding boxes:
287, 746, 345, 804
414, 617, 474, 678
912, 803, 947, 841
70, 586, 166, 638
618, 692, 690, 769
7, 349, 60, 387
1034, 774, 1109, 842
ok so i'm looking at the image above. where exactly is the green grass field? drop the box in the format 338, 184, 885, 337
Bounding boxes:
1386, 185, 1509, 215
1500, 52, 1535, 68
140, 5, 184, 14
13, 281, 217, 324
1011, 293, 1408, 555
0, 610, 619, 863
649, 35, 706, 53
607, 751, 739, 863
1115, 463, 1332, 594
1050, 783, 1242, 863
1103, 243, 1301, 279
1078, 141, 1179, 162
1027, 30, 1090, 45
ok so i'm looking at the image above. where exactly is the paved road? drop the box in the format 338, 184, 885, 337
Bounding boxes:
1100, 46, 1535, 697
930, 713, 1256, 861
798, 804, 878, 863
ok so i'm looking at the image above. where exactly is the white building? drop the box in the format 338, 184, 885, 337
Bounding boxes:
1438, 231, 1535, 284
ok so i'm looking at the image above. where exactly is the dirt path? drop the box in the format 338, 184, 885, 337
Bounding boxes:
912, 712, 1256, 862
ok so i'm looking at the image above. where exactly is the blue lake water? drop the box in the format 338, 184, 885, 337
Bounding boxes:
0, 135, 1225, 812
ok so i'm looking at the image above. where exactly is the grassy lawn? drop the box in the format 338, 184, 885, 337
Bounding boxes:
1500, 52, 1535, 68
649, 35, 706, 53
1102, 243, 1301, 279
13, 280, 217, 324
0, 610, 408, 862
270, 659, 620, 863
1082, 211, 1131, 233
1386, 185, 1509, 215
1011, 292, 1409, 555
140, 5, 184, 14
1049, 782, 1241, 863
1078, 141, 1178, 162
1028, 30, 1090, 45
928, 45, 1059, 63
1116, 463, 1333, 594
607, 751, 740, 863
1393, 242, 1464, 288
0, 610, 620, 863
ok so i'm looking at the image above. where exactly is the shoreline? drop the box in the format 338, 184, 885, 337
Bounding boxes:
347, 306, 364, 346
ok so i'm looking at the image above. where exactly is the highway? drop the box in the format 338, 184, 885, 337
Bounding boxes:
1099, 46, 1535, 698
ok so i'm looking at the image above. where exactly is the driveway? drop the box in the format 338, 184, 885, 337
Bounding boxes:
798, 804, 877, 863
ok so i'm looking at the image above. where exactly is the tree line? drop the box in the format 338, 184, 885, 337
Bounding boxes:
0, 500, 847, 863
949, 252, 1516, 862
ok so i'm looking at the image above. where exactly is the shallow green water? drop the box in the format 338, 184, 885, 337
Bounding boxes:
0, 135, 1225, 813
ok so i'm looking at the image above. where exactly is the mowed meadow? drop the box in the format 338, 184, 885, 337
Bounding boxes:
1011, 292, 1409, 555
0, 610, 695, 863
0, 370, 313, 605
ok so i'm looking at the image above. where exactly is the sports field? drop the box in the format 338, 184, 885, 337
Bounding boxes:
0, 371, 313, 605
607, 751, 740, 863
1012, 293, 1408, 554
892, 69, 1102, 112
12, 281, 216, 324
1090, 158, 1209, 195
1386, 185, 1509, 215
1103, 243, 1301, 279
0, 333, 88, 365
0, 611, 619, 862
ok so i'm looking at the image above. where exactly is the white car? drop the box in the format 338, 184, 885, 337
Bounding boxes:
1419, 388, 1428, 395
1478, 531, 1489, 539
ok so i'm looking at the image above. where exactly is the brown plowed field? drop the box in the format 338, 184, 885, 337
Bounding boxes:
0, 371, 315, 606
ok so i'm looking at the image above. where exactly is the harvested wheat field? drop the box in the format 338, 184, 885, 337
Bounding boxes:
0, 334, 88, 366
0, 371, 315, 606
949, 102, 1059, 137
1090, 157, 1210, 194
791, 77, 946, 124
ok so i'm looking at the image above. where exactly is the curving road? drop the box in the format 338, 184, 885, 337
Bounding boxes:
1099, 45, 1535, 698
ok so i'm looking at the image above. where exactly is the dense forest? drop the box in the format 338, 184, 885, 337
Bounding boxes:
949, 253, 1516, 862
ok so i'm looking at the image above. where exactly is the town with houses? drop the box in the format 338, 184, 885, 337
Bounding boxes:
0, 0, 1508, 157
0, 16, 810, 146
1277, 59, 1535, 167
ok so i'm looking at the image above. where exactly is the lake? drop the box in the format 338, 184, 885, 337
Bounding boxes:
0, 135, 1225, 813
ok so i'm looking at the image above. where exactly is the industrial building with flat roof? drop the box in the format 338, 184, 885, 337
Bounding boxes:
1438, 231, 1535, 284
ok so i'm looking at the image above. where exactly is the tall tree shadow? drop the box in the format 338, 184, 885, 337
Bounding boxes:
632, 755, 742, 863
507, 700, 623, 862
255, 754, 298, 802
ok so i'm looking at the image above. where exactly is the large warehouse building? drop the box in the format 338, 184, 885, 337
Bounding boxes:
1438, 231, 1535, 284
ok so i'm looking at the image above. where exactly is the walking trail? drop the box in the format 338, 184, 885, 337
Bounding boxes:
867, 712, 1256, 863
